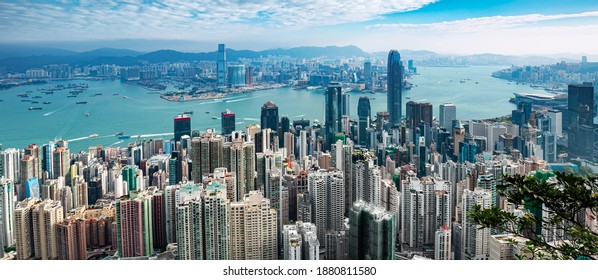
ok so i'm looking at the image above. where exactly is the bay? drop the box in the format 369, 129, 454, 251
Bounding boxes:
0, 66, 549, 152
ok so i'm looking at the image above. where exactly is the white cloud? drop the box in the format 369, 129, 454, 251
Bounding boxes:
0, 0, 437, 42
367, 11, 598, 32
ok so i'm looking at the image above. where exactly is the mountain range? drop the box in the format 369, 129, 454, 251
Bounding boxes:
0, 44, 586, 73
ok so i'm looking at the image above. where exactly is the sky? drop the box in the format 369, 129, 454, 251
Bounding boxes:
1, 0, 598, 55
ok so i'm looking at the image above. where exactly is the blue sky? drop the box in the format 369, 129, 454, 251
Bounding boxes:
1, 0, 598, 54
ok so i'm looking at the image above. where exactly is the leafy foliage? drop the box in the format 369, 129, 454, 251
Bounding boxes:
469, 172, 598, 260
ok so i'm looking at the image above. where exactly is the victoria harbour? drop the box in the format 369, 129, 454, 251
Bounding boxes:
0, 66, 547, 152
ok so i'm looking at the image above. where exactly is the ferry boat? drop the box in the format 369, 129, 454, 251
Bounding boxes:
89, 134, 99, 138
76, 101, 88, 104
118, 135, 131, 139
29, 107, 42, 110
115, 132, 124, 136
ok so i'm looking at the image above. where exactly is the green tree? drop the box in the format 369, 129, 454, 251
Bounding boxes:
469, 171, 598, 260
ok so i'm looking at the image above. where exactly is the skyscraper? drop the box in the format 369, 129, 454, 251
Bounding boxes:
406, 101, 433, 128
348, 201, 396, 260
115, 193, 154, 258
439, 103, 457, 129
221, 109, 236, 135
14, 198, 40, 260
0, 178, 15, 250
56, 218, 87, 260
462, 189, 492, 260
230, 191, 277, 260
325, 82, 342, 149
364, 61, 372, 90
387, 50, 403, 127
32, 199, 63, 260
567, 83, 595, 160
308, 169, 344, 243
282, 221, 319, 260
202, 182, 230, 260
358, 96, 371, 146
174, 114, 191, 144
227, 64, 246, 87
261, 101, 279, 132
435, 225, 452, 260
217, 44, 226, 87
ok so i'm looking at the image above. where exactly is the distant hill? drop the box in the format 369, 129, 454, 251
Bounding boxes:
0, 45, 78, 59
77, 48, 145, 58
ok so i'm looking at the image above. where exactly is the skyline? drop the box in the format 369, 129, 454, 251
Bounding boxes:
1, 1, 598, 55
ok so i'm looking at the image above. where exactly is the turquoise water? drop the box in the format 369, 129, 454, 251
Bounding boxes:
0, 66, 549, 152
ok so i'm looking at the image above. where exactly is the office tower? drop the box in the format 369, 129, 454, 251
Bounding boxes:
348, 201, 396, 260
358, 96, 371, 146
308, 169, 344, 243
462, 189, 492, 260
56, 218, 87, 260
453, 122, 465, 158
121, 165, 137, 193
280, 115, 290, 148
547, 109, 563, 136
14, 198, 40, 259
0, 178, 15, 248
541, 131, 557, 163
283, 132, 295, 158
261, 101, 279, 132
406, 101, 433, 128
217, 44, 226, 87
439, 103, 457, 129
24, 144, 42, 182
230, 191, 277, 260
341, 93, 350, 117
115, 193, 154, 258
52, 147, 70, 180
364, 61, 372, 90
387, 50, 403, 127
174, 114, 191, 144
325, 82, 342, 149
435, 225, 452, 260
282, 221, 319, 260
227, 64, 246, 87
245, 66, 253, 85
221, 109, 236, 135
32, 200, 63, 259
567, 83, 595, 160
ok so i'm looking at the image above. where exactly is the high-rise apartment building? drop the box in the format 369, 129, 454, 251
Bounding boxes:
308, 169, 344, 243
230, 191, 277, 260
348, 201, 396, 260
282, 221, 319, 260
14, 198, 40, 260
0, 178, 15, 248
32, 199, 63, 260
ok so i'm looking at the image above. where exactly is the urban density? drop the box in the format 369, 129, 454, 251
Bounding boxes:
1, 44, 597, 260
1, 1, 598, 263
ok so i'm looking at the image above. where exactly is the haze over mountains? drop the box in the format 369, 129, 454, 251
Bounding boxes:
0, 44, 588, 73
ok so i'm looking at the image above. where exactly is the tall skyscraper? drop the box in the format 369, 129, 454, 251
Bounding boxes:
202, 182, 230, 260
0, 179, 15, 250
348, 201, 396, 260
406, 101, 433, 128
230, 191, 277, 260
387, 50, 403, 127
567, 83, 595, 160
175, 183, 203, 260
325, 82, 342, 149
439, 103, 457, 129
32, 199, 63, 260
364, 61, 372, 90
227, 64, 246, 87
462, 189, 492, 260
174, 114, 191, 144
221, 109, 236, 135
358, 96, 371, 146
217, 44, 226, 87
261, 101, 279, 132
308, 169, 344, 243
56, 218, 87, 260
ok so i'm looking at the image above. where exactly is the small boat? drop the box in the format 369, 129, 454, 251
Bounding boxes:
89, 134, 99, 138
76, 101, 87, 104
45, 91, 54, 95
21, 99, 31, 102
406, 97, 411, 99
184, 111, 193, 115
43, 101, 51, 104
31, 101, 39, 104
118, 135, 131, 139
32, 96, 42, 99
17, 93, 28, 97
116, 132, 124, 136
94, 93, 103, 96
205, 111, 210, 114
85, 112, 90, 117
123, 96, 129, 99
29, 107, 42, 110
67, 95, 77, 98
113, 93, 119, 95
212, 116, 218, 119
